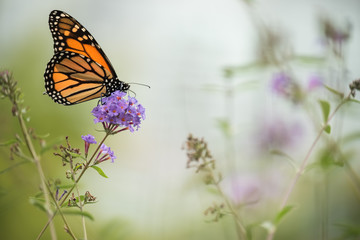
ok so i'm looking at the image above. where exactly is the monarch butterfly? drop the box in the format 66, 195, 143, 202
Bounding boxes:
44, 10, 130, 105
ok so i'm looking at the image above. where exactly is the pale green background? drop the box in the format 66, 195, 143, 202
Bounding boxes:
1, 0, 360, 239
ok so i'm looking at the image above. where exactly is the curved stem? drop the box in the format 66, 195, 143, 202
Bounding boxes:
37, 133, 110, 239
216, 182, 247, 240
76, 185, 87, 240
44, 183, 77, 240
208, 169, 247, 240
69, 155, 87, 240
267, 94, 350, 240
16, 107, 57, 240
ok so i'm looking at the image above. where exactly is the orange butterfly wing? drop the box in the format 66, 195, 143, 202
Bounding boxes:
45, 51, 112, 104
44, 10, 129, 105
48, 10, 116, 75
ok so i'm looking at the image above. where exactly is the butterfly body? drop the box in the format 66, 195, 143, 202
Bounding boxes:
44, 10, 129, 105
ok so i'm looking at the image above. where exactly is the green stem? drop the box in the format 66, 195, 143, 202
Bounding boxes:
266, 94, 350, 240
44, 183, 77, 240
77, 186, 87, 240
209, 168, 247, 240
16, 107, 57, 240
36, 132, 110, 239
69, 155, 87, 240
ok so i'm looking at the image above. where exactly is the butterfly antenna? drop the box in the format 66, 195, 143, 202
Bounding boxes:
128, 82, 151, 89
128, 89, 137, 97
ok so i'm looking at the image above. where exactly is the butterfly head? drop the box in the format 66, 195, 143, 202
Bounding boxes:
122, 82, 130, 92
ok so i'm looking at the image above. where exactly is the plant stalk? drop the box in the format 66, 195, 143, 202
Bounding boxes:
37, 132, 110, 239
16, 106, 57, 240
266, 94, 350, 240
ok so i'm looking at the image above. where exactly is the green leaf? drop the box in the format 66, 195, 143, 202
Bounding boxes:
0, 160, 29, 175
75, 195, 85, 203
223, 61, 264, 78
260, 221, 275, 233
57, 184, 75, 189
348, 98, 360, 104
91, 165, 109, 178
216, 118, 231, 138
318, 100, 330, 123
245, 222, 262, 240
68, 151, 84, 160
0, 139, 17, 146
29, 197, 46, 212
270, 150, 298, 171
34, 191, 44, 198
293, 55, 325, 65
84, 201, 97, 205
323, 84, 344, 98
319, 145, 344, 168
62, 209, 95, 221
324, 124, 331, 134
274, 205, 294, 225
74, 164, 84, 171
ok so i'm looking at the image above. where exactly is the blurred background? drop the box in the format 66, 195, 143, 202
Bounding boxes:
1, 0, 360, 239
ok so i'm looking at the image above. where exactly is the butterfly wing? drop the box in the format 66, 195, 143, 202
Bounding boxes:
45, 51, 113, 105
48, 10, 117, 77
44, 10, 128, 105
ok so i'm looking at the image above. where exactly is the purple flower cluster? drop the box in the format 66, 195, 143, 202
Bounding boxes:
270, 72, 324, 103
270, 72, 292, 97
221, 175, 261, 206
81, 134, 117, 163
92, 91, 145, 132
257, 118, 302, 151
81, 134, 97, 144
307, 74, 323, 91
81, 134, 97, 157
95, 144, 116, 164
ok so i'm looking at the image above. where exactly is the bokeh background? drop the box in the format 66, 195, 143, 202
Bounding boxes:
1, 0, 360, 239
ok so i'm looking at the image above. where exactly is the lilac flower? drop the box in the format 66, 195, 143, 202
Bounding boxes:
270, 72, 304, 103
82, 134, 97, 144
81, 134, 97, 157
94, 144, 116, 164
307, 74, 323, 91
270, 72, 292, 97
257, 118, 303, 151
221, 175, 261, 206
222, 173, 286, 208
55, 189, 67, 201
91, 91, 146, 133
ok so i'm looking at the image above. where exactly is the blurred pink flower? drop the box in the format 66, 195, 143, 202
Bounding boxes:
257, 118, 303, 151
307, 74, 323, 91
221, 175, 261, 206
270, 72, 305, 103
270, 72, 292, 97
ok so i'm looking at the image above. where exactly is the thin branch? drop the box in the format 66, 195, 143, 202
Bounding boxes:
37, 133, 110, 239
266, 93, 351, 240
16, 104, 57, 240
